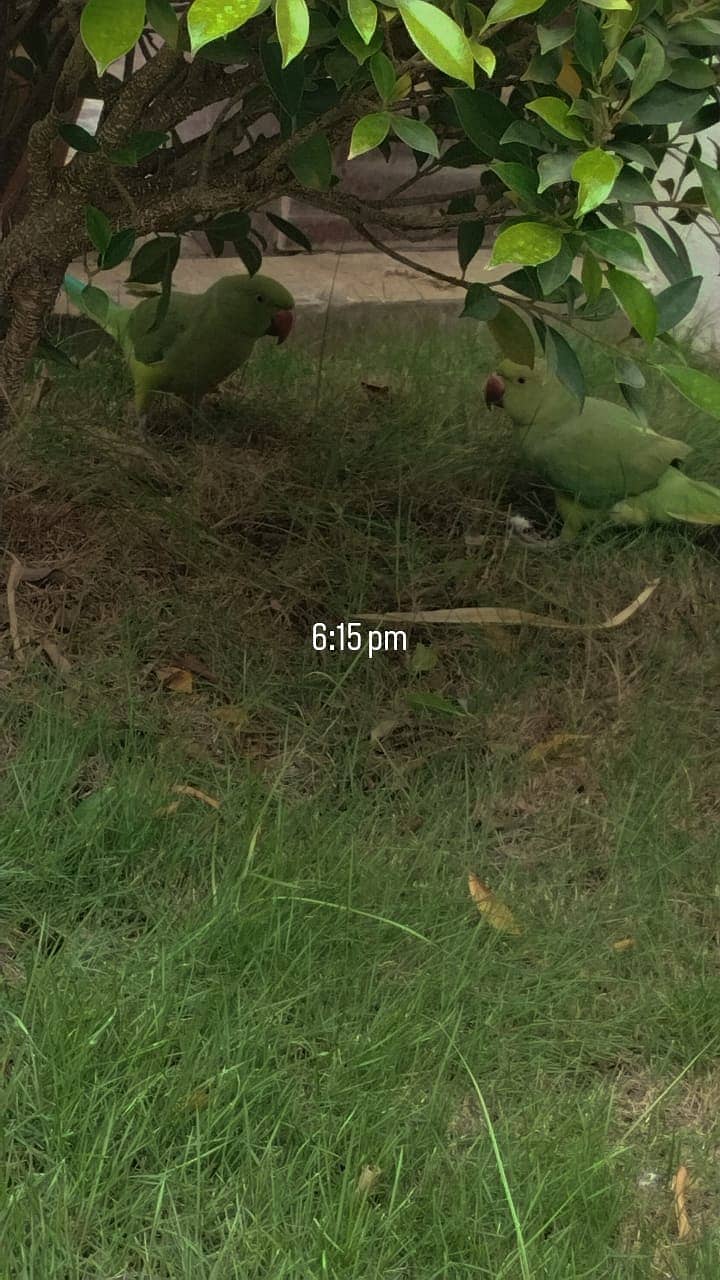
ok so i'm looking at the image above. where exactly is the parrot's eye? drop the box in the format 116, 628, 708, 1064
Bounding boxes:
518, 377, 526, 384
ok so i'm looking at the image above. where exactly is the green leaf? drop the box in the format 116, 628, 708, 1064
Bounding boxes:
58, 122, 99, 153
451, 89, 520, 158
485, 0, 544, 23
537, 240, 574, 295
490, 221, 563, 267
490, 162, 539, 203
581, 0, 630, 8
86, 205, 112, 253
458, 220, 486, 272
391, 116, 439, 157
214, 214, 253, 246
581, 251, 602, 302
631, 85, 708, 125
501, 121, 548, 149
471, 43, 496, 77
572, 149, 622, 217
348, 0, 377, 43
668, 57, 715, 90
370, 50, 395, 102
146, 0, 180, 46
261, 38, 305, 115
406, 691, 467, 717
654, 276, 702, 333
397, 0, 474, 88
80, 284, 111, 328
694, 157, 720, 221
538, 24, 573, 54
234, 238, 262, 277
288, 133, 333, 189
527, 97, 585, 140
619, 384, 648, 423
461, 282, 500, 319
197, 28, 253, 62
609, 167, 654, 204
36, 336, 76, 369
127, 236, 181, 285
487, 303, 536, 364
671, 18, 720, 46
659, 364, 720, 421
276, 0, 309, 66
545, 326, 584, 407
626, 33, 666, 107
99, 228, 136, 270
607, 267, 657, 341
637, 224, 687, 285
349, 112, 392, 158
188, 0, 261, 52
337, 17, 383, 62
266, 211, 312, 251
613, 140, 657, 170
80, 0, 145, 74
614, 355, 645, 388
574, 4, 602, 75
537, 150, 575, 192
108, 131, 170, 166
584, 227, 646, 271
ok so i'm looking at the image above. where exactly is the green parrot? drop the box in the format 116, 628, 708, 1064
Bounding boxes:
484, 358, 720, 542
63, 271, 295, 424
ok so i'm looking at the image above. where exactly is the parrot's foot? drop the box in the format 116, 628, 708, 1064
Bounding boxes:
508, 514, 566, 547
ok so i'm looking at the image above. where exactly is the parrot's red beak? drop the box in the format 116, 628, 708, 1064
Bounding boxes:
484, 373, 505, 409
268, 308, 294, 344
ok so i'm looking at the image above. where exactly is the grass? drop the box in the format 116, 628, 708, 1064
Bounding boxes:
1, 304, 720, 1278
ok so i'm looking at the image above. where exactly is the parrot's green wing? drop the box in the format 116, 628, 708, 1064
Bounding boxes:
524, 396, 691, 507
125, 292, 192, 366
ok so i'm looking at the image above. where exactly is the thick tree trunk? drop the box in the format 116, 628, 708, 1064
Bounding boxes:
0, 263, 63, 425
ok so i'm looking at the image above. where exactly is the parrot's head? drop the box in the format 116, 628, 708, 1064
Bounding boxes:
485, 359, 546, 425
214, 274, 295, 344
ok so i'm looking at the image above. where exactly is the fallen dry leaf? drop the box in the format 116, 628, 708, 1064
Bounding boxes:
212, 705, 251, 729
358, 580, 659, 632
171, 654, 219, 684
183, 1088, 210, 1110
556, 48, 582, 98
39, 638, 72, 677
672, 1164, 692, 1240
612, 937, 635, 952
170, 784, 220, 810
468, 872, 523, 936
154, 799, 182, 817
526, 732, 589, 764
356, 1164, 382, 1195
361, 381, 389, 398
159, 666, 194, 694
370, 715, 403, 744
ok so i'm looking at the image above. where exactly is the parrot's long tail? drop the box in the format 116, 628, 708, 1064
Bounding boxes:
62, 273, 128, 346
612, 467, 720, 527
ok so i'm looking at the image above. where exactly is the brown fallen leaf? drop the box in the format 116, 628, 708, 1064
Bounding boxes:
39, 638, 72, 678
158, 666, 194, 694
612, 937, 635, 952
171, 654, 219, 684
361, 381, 389, 398
183, 1087, 210, 1110
212, 705, 251, 729
370, 715, 403, 744
468, 872, 523, 936
672, 1164, 692, 1241
171, 784, 220, 810
155, 799, 182, 817
357, 580, 659, 632
526, 732, 589, 764
356, 1164, 382, 1195
556, 48, 582, 98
